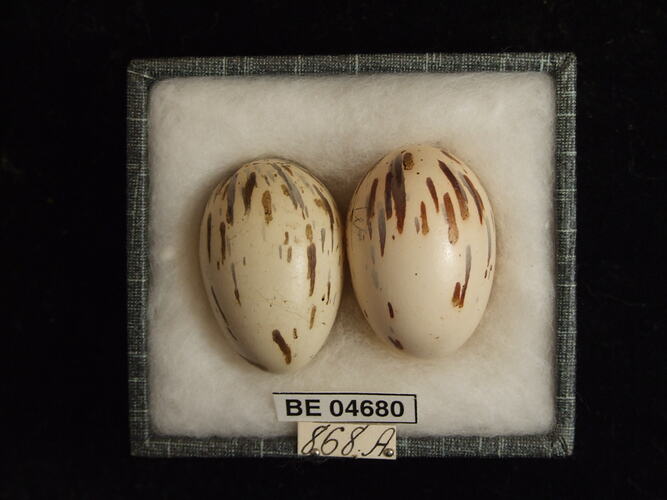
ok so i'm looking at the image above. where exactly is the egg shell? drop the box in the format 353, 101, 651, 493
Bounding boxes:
346, 145, 496, 358
199, 159, 344, 373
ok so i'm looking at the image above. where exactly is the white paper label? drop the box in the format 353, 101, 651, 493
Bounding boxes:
273, 392, 417, 423
297, 422, 397, 459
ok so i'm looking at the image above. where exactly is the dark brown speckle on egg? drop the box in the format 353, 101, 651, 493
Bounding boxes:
367, 178, 379, 239
420, 201, 429, 235
261, 191, 273, 224
426, 177, 439, 212
309, 305, 316, 329
387, 336, 403, 350
307, 243, 316, 296
272, 330, 292, 364
443, 193, 459, 244
439, 160, 469, 220
242, 171, 257, 215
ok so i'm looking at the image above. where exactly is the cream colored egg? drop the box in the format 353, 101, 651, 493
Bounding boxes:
346, 145, 496, 358
200, 159, 344, 373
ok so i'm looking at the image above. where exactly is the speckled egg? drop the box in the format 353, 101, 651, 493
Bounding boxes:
199, 159, 344, 373
346, 145, 496, 358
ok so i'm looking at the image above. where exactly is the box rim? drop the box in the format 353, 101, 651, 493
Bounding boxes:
127, 52, 576, 458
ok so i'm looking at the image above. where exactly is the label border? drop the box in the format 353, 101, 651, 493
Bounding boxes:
272, 392, 418, 424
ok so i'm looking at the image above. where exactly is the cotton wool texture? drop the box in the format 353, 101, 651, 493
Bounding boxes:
147, 73, 556, 438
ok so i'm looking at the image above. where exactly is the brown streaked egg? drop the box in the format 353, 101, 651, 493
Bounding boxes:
346, 145, 496, 358
199, 159, 344, 373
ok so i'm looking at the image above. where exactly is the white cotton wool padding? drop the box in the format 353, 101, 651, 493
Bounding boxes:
147, 73, 556, 438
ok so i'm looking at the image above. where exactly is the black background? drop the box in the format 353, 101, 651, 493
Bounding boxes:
2, 1, 665, 498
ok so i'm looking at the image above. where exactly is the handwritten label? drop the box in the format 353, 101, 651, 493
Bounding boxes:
297, 422, 397, 460
273, 392, 417, 423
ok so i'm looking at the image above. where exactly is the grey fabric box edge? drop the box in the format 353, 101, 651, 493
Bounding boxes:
127, 52, 577, 458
